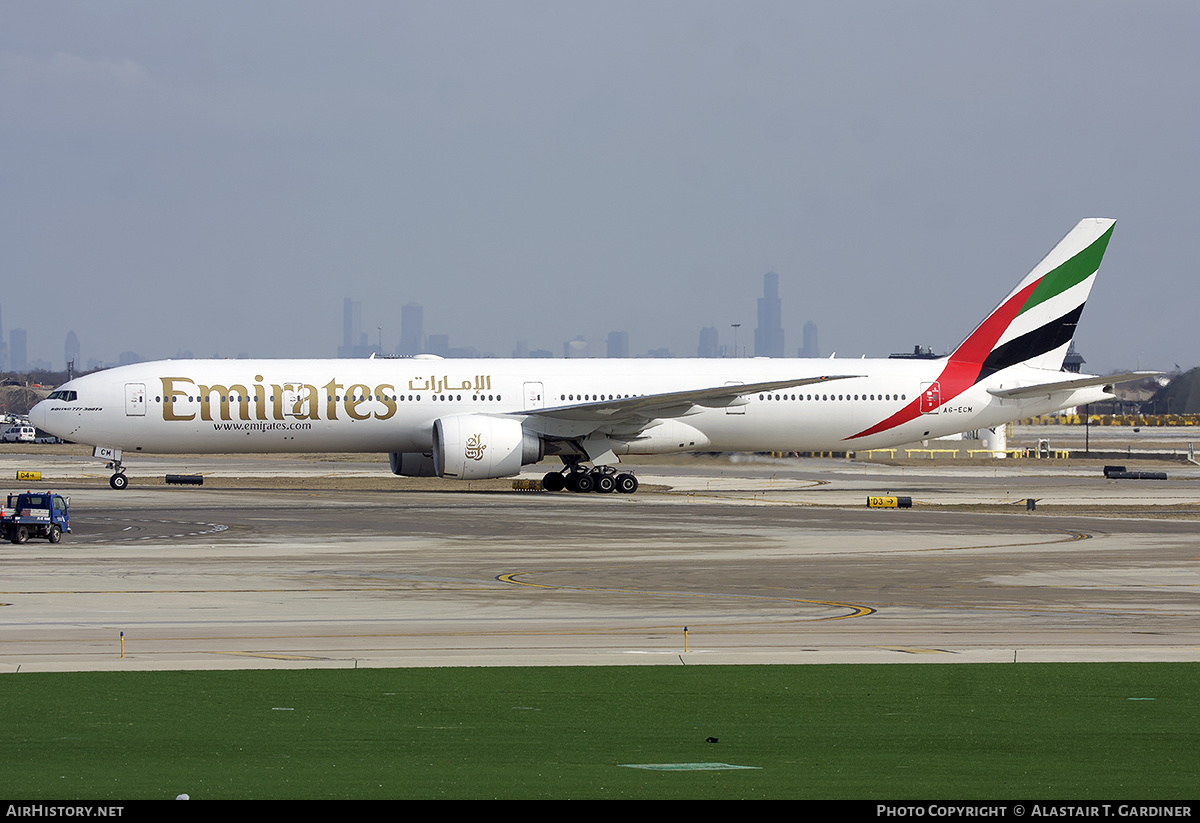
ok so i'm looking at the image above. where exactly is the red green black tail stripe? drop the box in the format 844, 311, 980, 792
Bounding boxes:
846, 223, 1113, 441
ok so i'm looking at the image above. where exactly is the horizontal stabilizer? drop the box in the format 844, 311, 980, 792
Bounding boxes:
986, 371, 1160, 400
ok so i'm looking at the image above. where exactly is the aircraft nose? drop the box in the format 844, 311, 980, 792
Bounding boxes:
29, 399, 47, 430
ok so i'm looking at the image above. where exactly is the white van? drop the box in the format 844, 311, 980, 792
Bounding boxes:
1, 425, 35, 443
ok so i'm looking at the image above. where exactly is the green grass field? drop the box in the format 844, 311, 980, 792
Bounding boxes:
2, 663, 1196, 799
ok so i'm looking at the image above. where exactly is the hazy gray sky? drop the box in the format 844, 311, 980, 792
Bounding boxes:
2, 1, 1196, 373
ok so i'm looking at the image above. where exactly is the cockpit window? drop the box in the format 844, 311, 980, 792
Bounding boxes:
47, 390, 78, 401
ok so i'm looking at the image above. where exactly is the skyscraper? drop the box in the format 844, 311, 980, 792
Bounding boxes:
754, 272, 784, 357
65, 330, 80, 371
698, 326, 719, 358
399, 303, 424, 355
10, 328, 27, 372
338, 298, 374, 357
606, 331, 629, 358
799, 320, 819, 358
564, 336, 589, 358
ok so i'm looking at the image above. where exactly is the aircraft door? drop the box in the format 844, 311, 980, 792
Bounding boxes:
124, 383, 146, 417
523, 382, 544, 411
919, 382, 941, 414
282, 384, 303, 418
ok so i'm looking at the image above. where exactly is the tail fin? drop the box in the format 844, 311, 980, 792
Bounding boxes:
848, 219, 1115, 442
949, 218, 1115, 376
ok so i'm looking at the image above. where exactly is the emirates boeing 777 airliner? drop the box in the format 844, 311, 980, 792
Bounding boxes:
32, 219, 1147, 492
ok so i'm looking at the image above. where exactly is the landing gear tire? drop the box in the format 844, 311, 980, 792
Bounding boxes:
542, 472, 566, 492
569, 472, 594, 493
594, 473, 616, 494
615, 473, 639, 494
49, 525, 62, 544
110, 473, 128, 490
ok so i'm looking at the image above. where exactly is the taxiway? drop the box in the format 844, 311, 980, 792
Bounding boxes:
1, 443, 1197, 672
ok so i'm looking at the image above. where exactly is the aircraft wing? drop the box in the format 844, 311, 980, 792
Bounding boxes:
518, 374, 863, 424
986, 371, 1160, 400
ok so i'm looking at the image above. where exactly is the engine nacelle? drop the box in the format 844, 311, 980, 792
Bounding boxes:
433, 415, 544, 479
389, 452, 437, 477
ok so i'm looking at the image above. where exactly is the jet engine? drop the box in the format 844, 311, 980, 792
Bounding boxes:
433, 415, 543, 480
388, 452, 437, 477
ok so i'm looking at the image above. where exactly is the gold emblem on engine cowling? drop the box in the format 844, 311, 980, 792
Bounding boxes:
464, 433, 486, 461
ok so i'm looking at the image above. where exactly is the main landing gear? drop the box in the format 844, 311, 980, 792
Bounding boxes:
542, 465, 639, 494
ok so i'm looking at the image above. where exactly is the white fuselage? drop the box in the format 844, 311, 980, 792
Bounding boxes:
31, 356, 1107, 458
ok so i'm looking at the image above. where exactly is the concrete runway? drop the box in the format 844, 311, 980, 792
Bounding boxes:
1, 447, 1198, 672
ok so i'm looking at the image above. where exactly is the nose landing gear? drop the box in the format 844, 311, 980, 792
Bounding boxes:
107, 460, 128, 490
93, 446, 129, 490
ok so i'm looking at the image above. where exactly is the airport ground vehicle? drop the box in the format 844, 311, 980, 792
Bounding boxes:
2, 425, 35, 443
1, 492, 70, 544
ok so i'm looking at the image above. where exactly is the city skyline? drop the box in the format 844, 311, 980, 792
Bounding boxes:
0, 265, 826, 370
331, 270, 820, 362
